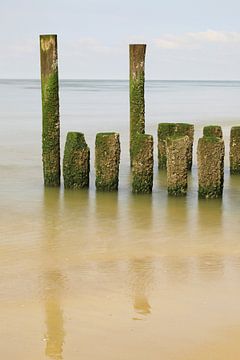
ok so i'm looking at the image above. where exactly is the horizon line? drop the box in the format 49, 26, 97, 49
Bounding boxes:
1, 78, 240, 82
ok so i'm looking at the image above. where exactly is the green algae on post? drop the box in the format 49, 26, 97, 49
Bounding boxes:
132, 134, 153, 193
95, 133, 121, 191
203, 125, 223, 138
230, 126, 240, 174
158, 123, 194, 170
129, 44, 146, 165
197, 136, 225, 199
63, 132, 90, 189
40, 34, 60, 186
166, 135, 189, 196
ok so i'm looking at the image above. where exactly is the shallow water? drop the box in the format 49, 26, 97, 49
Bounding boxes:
1, 80, 240, 359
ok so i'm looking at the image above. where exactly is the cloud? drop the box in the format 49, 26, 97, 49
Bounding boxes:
154, 30, 240, 49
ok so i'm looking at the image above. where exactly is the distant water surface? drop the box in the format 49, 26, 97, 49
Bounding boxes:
1, 80, 240, 359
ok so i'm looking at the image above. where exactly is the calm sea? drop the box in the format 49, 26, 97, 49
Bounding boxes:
1, 80, 240, 359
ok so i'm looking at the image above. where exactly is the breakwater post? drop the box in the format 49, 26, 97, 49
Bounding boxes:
175, 124, 194, 170
158, 123, 194, 170
40, 34, 60, 186
197, 132, 225, 199
166, 135, 189, 196
95, 133, 121, 191
129, 44, 146, 165
132, 134, 153, 193
63, 132, 90, 189
230, 126, 240, 174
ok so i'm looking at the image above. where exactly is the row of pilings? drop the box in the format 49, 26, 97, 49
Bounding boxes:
40, 35, 240, 198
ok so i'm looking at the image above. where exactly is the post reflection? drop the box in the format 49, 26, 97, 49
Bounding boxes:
164, 196, 189, 238
95, 191, 119, 238
197, 198, 223, 237
42, 188, 65, 360
127, 193, 153, 235
44, 270, 64, 360
129, 258, 153, 319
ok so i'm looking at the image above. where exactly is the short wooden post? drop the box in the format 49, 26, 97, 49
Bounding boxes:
129, 44, 146, 165
132, 134, 153, 193
40, 34, 60, 186
230, 126, 240, 174
158, 123, 194, 170
63, 132, 90, 189
95, 133, 121, 191
166, 135, 189, 196
175, 123, 194, 170
197, 135, 225, 198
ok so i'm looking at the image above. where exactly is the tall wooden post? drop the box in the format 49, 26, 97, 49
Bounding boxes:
40, 34, 60, 186
129, 44, 146, 165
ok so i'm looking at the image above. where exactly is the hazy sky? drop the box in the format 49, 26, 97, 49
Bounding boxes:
1, 0, 240, 79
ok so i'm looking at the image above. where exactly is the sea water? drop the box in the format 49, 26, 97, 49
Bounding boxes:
1, 80, 240, 359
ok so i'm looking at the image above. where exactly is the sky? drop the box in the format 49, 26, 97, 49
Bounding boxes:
1, 0, 240, 79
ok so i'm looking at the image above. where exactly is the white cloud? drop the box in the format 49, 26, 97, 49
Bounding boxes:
154, 30, 240, 49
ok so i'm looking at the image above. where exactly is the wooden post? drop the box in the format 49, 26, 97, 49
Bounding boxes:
95, 133, 121, 191
166, 135, 189, 196
132, 134, 153, 193
175, 123, 194, 171
158, 123, 194, 170
197, 135, 225, 198
129, 44, 146, 165
230, 126, 240, 174
40, 34, 60, 186
63, 132, 90, 189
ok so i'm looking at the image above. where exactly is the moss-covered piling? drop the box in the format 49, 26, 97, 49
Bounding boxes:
230, 126, 240, 174
203, 125, 223, 138
158, 123, 194, 170
132, 134, 153, 193
40, 34, 60, 186
175, 123, 194, 170
63, 132, 90, 189
166, 135, 189, 196
197, 135, 225, 199
95, 133, 121, 191
129, 44, 146, 165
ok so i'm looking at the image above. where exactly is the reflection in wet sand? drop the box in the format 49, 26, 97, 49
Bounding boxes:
95, 191, 119, 236
129, 258, 153, 318
44, 270, 64, 360
165, 196, 188, 231
42, 189, 65, 360
197, 198, 223, 237
127, 194, 153, 235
